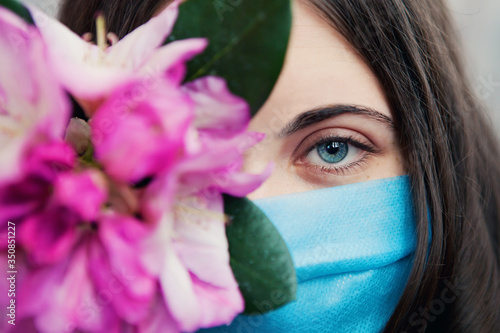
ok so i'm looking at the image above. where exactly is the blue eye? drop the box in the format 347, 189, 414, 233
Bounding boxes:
317, 141, 348, 163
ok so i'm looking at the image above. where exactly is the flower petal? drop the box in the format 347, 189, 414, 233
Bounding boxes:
0, 8, 70, 182
141, 38, 208, 84
155, 194, 244, 331
141, 173, 178, 224
107, 0, 181, 69
29, 6, 89, 68
50, 170, 107, 222
91, 78, 193, 183
18, 247, 120, 333
18, 209, 79, 265
88, 214, 156, 324
173, 194, 236, 287
183, 76, 250, 136
138, 213, 175, 276
177, 132, 267, 197
217, 163, 273, 197
0, 175, 48, 229
66, 65, 137, 100
181, 132, 264, 175
29, 6, 135, 99
137, 294, 179, 333
159, 249, 201, 332
191, 274, 244, 328
23, 141, 76, 182
0, 141, 75, 227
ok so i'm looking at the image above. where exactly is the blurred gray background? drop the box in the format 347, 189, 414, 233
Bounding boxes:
22, 0, 500, 133
448, 0, 500, 134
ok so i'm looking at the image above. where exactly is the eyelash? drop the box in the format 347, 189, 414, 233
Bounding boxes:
298, 134, 378, 176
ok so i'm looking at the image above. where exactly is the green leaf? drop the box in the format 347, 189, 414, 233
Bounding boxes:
224, 195, 297, 315
0, 0, 34, 24
167, 0, 291, 116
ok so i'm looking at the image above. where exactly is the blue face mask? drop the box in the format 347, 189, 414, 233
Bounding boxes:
203, 176, 418, 333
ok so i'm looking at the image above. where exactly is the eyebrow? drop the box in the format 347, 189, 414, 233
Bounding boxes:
278, 104, 395, 138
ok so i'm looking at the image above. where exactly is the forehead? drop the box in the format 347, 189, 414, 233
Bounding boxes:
255, 1, 392, 125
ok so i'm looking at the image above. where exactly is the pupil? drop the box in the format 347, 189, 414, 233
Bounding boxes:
326, 142, 340, 155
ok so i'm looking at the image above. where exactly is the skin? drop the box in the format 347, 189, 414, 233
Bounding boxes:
244, 0, 405, 199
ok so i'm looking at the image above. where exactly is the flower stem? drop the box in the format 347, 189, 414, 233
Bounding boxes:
96, 13, 107, 51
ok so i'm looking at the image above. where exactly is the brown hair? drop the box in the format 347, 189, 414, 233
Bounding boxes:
59, 0, 500, 331
59, 0, 164, 40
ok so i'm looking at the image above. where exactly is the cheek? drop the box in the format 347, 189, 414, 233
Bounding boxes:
356, 152, 405, 181
246, 163, 316, 200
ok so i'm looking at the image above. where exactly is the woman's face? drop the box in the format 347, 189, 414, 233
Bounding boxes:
244, 1, 405, 200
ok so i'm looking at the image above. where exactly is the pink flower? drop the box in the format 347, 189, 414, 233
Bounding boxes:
18, 170, 107, 265
13, 193, 158, 332
140, 194, 245, 332
184, 76, 250, 135
4, 73, 266, 333
0, 142, 75, 228
29, 0, 207, 109
137, 77, 272, 332
17, 212, 156, 333
0, 7, 70, 184
1, 3, 272, 332
0, 7, 72, 237
0, 13, 156, 325
179, 76, 272, 197
1, 160, 157, 333
90, 76, 194, 184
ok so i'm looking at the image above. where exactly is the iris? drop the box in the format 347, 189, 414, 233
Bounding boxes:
317, 141, 348, 163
